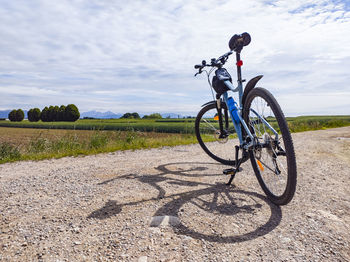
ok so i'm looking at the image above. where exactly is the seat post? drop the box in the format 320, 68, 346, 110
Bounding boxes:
235, 51, 244, 106
236, 52, 243, 85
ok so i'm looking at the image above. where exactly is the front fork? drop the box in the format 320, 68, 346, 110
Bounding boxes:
215, 97, 229, 139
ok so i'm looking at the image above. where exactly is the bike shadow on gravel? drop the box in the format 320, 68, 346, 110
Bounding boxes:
88, 161, 282, 243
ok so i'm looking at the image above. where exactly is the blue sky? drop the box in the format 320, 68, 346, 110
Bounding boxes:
1, 0, 350, 116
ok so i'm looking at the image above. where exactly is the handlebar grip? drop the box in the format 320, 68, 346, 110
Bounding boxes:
194, 64, 202, 69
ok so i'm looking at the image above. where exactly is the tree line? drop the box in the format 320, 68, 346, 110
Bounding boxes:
121, 112, 163, 119
8, 104, 80, 122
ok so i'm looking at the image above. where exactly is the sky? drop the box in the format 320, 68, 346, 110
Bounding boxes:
0, 0, 350, 116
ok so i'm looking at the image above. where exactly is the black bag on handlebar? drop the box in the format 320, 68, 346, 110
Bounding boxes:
212, 74, 231, 97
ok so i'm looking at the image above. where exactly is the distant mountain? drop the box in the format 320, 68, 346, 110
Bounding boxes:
161, 113, 182, 119
81, 111, 183, 119
81, 110, 122, 119
0, 110, 28, 119
0, 110, 11, 118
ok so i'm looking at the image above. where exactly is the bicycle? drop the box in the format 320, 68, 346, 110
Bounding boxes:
194, 32, 297, 205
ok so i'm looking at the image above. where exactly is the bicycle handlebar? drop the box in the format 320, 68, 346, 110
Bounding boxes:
193, 51, 233, 73
194, 32, 251, 75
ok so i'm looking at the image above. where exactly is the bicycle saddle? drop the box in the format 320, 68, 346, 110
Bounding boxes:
229, 32, 251, 52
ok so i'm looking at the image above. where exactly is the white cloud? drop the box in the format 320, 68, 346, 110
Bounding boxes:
0, 0, 349, 115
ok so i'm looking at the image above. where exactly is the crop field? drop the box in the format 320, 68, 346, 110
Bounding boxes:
0, 115, 350, 134
0, 127, 200, 164
1, 115, 350, 164
0, 118, 195, 133
286, 115, 350, 132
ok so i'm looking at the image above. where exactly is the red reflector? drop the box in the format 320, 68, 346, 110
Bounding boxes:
236, 60, 243, 66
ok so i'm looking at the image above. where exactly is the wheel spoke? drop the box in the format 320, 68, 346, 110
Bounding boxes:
195, 104, 239, 165
244, 88, 296, 204
202, 118, 217, 132
256, 157, 278, 174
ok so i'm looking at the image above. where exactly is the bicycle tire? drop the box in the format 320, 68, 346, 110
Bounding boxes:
243, 87, 297, 205
195, 103, 239, 165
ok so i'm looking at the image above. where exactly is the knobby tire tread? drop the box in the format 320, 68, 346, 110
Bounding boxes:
243, 87, 297, 205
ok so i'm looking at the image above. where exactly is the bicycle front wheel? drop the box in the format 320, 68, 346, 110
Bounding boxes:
243, 88, 297, 205
195, 103, 239, 165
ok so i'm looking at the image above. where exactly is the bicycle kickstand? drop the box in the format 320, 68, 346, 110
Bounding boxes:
223, 145, 244, 186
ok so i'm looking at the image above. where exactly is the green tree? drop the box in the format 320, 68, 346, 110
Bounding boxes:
121, 113, 132, 119
31, 108, 41, 122
131, 112, 140, 119
148, 113, 162, 119
58, 105, 66, 121
27, 109, 34, 121
8, 110, 17, 122
15, 109, 24, 122
122, 112, 140, 119
53, 106, 59, 121
65, 104, 80, 122
41, 107, 50, 122
121, 113, 131, 118
48, 106, 55, 122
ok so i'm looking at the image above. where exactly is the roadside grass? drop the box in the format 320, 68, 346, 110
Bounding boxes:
0, 127, 201, 164
0, 143, 21, 162
287, 116, 350, 133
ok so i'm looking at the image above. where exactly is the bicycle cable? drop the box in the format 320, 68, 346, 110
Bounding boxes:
206, 67, 216, 101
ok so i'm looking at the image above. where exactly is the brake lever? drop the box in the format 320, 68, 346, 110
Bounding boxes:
194, 68, 202, 77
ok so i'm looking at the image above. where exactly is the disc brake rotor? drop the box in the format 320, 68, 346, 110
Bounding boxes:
214, 130, 228, 144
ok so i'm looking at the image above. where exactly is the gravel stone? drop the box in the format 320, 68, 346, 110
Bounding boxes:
150, 216, 180, 227
138, 256, 148, 262
0, 127, 350, 261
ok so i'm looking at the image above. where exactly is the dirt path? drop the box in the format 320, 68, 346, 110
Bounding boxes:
1, 127, 350, 261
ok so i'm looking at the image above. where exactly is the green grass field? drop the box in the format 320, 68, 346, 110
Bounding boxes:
285, 115, 350, 132
1, 115, 350, 164
0, 127, 200, 164
0, 118, 195, 133
1, 115, 350, 134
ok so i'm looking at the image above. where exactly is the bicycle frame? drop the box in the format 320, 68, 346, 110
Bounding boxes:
219, 52, 278, 149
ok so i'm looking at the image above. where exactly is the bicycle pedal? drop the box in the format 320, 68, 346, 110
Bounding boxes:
223, 167, 242, 175
223, 168, 235, 175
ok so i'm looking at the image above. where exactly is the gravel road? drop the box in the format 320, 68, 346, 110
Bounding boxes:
1, 127, 350, 261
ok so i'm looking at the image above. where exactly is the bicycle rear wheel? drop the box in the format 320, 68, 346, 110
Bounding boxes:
243, 88, 297, 205
195, 103, 239, 165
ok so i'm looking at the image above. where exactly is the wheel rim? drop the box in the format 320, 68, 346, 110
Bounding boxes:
197, 106, 237, 163
248, 96, 289, 197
